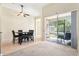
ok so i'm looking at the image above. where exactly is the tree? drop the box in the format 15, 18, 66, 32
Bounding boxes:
49, 17, 71, 33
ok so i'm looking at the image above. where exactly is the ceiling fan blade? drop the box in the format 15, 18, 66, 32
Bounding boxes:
17, 12, 22, 16
23, 14, 26, 17
23, 14, 30, 17
17, 13, 20, 16
25, 14, 30, 16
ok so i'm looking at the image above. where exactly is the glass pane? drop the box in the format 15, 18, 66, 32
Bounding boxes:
65, 15, 71, 46
57, 17, 65, 43
65, 16, 71, 33
46, 18, 57, 42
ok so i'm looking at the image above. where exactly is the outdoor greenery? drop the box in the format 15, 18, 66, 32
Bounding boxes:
49, 16, 71, 33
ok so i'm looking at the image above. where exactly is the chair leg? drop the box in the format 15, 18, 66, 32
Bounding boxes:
23, 35, 26, 42
27, 37, 29, 41
13, 37, 15, 44
30, 36, 34, 41
19, 40, 22, 45
19, 37, 22, 45
31, 36, 34, 41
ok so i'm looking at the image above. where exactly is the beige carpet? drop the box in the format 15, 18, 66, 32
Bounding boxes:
6, 41, 77, 56
1, 41, 39, 55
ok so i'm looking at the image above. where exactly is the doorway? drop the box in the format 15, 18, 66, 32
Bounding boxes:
35, 18, 42, 42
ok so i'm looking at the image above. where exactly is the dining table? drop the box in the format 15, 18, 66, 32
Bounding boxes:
15, 31, 29, 45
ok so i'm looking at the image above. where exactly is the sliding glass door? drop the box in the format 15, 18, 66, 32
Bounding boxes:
45, 12, 71, 46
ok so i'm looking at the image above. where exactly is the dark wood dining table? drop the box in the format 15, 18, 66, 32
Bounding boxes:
15, 32, 29, 45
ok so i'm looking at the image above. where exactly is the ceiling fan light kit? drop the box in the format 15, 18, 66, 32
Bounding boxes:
17, 4, 30, 17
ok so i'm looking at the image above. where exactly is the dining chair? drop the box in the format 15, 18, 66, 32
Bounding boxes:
63, 32, 71, 44
12, 30, 19, 44
64, 33, 71, 40
28, 30, 34, 41
18, 30, 22, 32
18, 30, 23, 45
59, 32, 71, 45
58, 32, 71, 44
24, 32, 30, 41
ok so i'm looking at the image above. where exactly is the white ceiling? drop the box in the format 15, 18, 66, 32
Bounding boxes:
1, 3, 49, 16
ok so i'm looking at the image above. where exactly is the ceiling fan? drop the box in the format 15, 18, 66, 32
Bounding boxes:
17, 5, 30, 17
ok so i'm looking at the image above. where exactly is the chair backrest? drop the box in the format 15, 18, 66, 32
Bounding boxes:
18, 30, 23, 36
29, 30, 34, 36
65, 33, 71, 40
18, 30, 22, 32
12, 30, 15, 37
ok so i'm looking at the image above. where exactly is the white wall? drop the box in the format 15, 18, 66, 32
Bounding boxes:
0, 6, 35, 44
42, 3, 79, 55
43, 3, 79, 17
0, 5, 1, 54
0, 5, 1, 32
